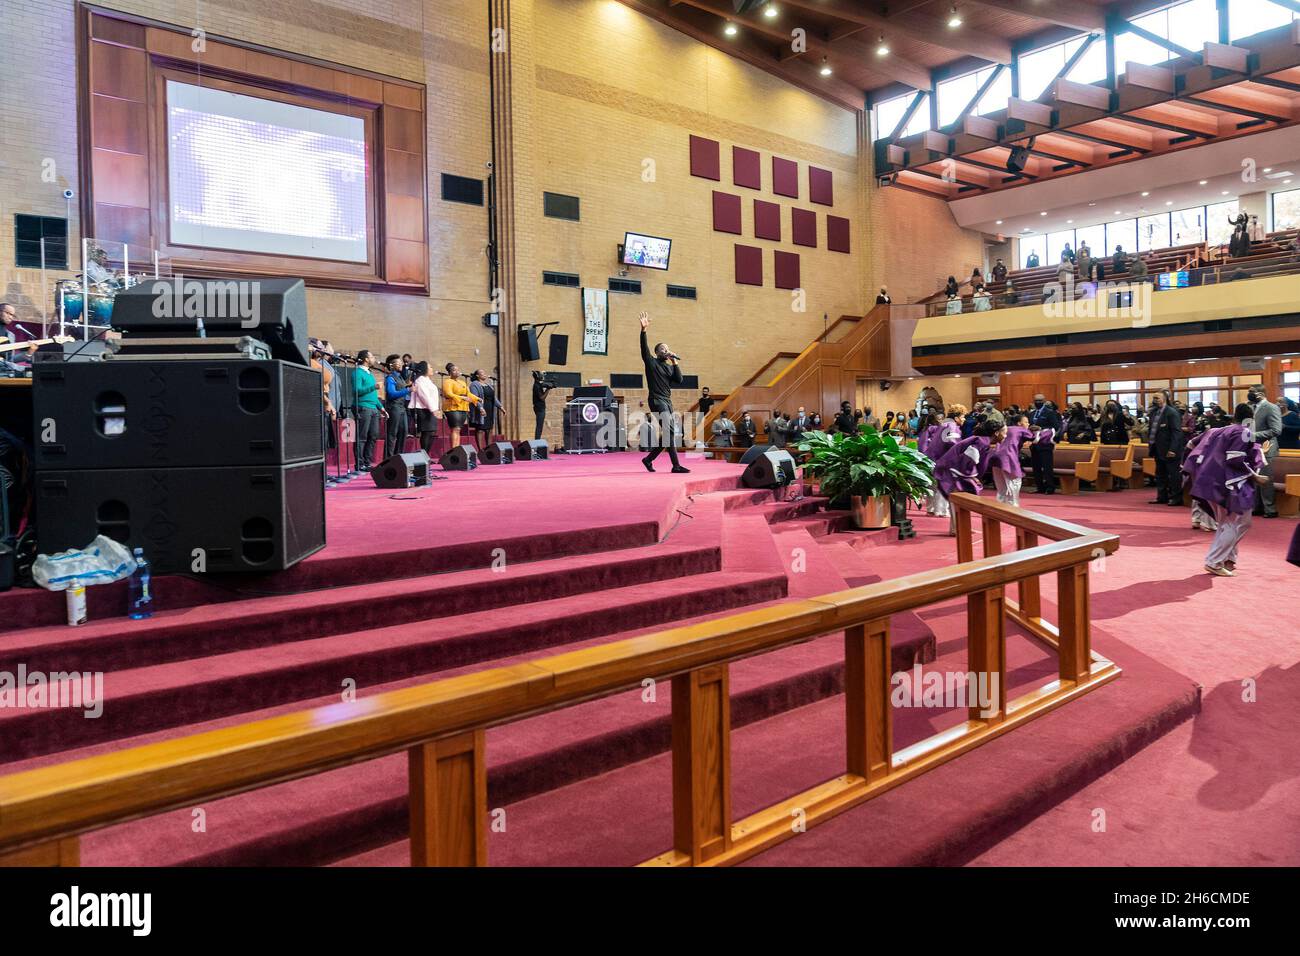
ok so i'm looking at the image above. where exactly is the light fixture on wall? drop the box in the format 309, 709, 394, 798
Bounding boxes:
947, 5, 962, 27
876, 34, 890, 56
819, 57, 832, 76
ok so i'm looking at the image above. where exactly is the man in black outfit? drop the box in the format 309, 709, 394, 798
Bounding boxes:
531, 370, 555, 440
639, 310, 688, 473
1028, 393, 1062, 494
1147, 390, 1185, 505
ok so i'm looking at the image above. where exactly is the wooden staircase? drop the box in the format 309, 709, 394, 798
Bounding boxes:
701, 304, 923, 435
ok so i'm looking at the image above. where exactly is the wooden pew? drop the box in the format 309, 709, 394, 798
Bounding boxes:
1051, 444, 1101, 495
1273, 449, 1300, 517
1112, 440, 1146, 487
1077, 443, 1135, 491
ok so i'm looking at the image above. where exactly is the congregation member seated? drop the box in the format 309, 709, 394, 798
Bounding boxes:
972, 285, 992, 311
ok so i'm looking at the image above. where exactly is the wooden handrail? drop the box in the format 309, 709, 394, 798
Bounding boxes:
0, 494, 1119, 867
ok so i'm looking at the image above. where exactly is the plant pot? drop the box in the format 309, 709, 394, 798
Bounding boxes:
801, 469, 821, 496
851, 494, 892, 529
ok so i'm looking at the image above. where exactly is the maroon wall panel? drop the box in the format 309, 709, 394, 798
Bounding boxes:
690, 134, 721, 180
753, 199, 781, 241
772, 156, 799, 198
774, 250, 801, 290
713, 191, 742, 234
791, 208, 817, 247
733, 146, 761, 189
827, 215, 851, 253
809, 166, 833, 206
735, 244, 763, 286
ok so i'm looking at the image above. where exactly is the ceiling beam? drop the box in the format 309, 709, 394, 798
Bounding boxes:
779, 0, 1012, 64
961, 0, 1105, 32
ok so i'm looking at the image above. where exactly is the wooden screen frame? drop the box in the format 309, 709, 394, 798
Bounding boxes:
77, 3, 430, 294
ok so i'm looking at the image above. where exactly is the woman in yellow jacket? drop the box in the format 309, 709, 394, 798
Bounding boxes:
441, 362, 480, 451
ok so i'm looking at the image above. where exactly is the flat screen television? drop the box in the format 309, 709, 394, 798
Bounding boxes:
1157, 270, 1189, 289
621, 232, 672, 271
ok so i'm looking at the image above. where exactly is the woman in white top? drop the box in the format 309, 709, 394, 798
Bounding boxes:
407, 361, 444, 456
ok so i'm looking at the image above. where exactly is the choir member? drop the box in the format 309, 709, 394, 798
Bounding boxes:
923, 405, 967, 517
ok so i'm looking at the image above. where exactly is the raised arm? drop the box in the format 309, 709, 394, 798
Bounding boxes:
639, 310, 652, 364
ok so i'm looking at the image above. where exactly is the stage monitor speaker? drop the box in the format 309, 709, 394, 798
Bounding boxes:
440, 445, 479, 470
111, 277, 311, 366
514, 439, 549, 460
34, 461, 325, 574
481, 441, 515, 465
1006, 146, 1029, 174
371, 451, 430, 488
738, 443, 775, 465
32, 358, 323, 470
741, 448, 797, 489
517, 326, 540, 362
548, 334, 569, 365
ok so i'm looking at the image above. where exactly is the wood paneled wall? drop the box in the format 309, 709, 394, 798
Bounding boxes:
79, 6, 429, 294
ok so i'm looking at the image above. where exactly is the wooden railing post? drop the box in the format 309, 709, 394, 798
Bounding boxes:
0, 837, 79, 867
955, 502, 974, 563
1057, 563, 1092, 683
408, 730, 487, 866
981, 516, 1002, 559
1015, 528, 1042, 620
671, 665, 732, 864
845, 619, 893, 782
967, 587, 1007, 723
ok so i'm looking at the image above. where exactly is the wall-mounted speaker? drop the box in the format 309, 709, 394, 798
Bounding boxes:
517, 326, 540, 362
549, 334, 569, 365
1006, 146, 1029, 174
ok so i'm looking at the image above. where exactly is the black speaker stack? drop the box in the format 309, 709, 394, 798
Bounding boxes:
32, 278, 327, 574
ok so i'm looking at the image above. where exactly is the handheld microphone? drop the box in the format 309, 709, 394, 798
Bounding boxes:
668, 351, 682, 361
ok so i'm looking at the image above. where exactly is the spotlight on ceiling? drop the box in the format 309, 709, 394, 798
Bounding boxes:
947, 5, 963, 27
724, 21, 738, 36
763, 3, 778, 19
819, 57, 832, 76
876, 34, 890, 56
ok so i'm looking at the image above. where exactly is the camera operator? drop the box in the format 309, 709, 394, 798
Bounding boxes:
532, 369, 557, 440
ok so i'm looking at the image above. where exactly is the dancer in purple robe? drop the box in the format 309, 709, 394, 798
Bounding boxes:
1181, 428, 1218, 533
990, 415, 1032, 506
1186, 403, 1270, 576
933, 420, 1002, 535
1288, 524, 1300, 568
926, 405, 968, 517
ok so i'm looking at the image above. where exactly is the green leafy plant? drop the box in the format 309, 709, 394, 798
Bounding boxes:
798, 426, 935, 504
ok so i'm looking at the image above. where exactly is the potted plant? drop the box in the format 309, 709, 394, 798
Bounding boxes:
798, 426, 935, 529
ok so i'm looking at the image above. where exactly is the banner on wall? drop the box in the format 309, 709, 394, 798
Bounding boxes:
581, 288, 608, 355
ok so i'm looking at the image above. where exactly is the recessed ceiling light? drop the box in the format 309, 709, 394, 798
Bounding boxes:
764, 3, 778, 18
1264, 167, 1272, 173
947, 5, 963, 27
1088, 202, 1096, 206
724, 21, 737, 36
1141, 191, 1149, 197
1115, 209, 1122, 214
1066, 219, 1073, 224
1165, 200, 1172, 205
876, 34, 890, 56
995, 219, 1003, 224
1222, 190, 1230, 195
1199, 180, 1208, 185
819, 57, 832, 76
1286, 179, 1293, 185
1040, 211, 1047, 216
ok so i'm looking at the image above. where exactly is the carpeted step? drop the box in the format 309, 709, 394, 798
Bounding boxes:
330, 626, 1198, 867
0, 569, 787, 764
0, 543, 722, 676
0, 518, 667, 634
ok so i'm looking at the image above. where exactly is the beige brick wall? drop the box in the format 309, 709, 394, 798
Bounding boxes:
1, 0, 987, 444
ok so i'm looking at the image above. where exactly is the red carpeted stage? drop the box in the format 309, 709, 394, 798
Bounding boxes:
1, 451, 1295, 866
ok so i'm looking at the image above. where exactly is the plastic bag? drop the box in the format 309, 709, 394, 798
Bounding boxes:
32, 536, 135, 592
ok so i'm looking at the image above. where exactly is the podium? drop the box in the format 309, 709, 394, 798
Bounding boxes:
563, 386, 626, 453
